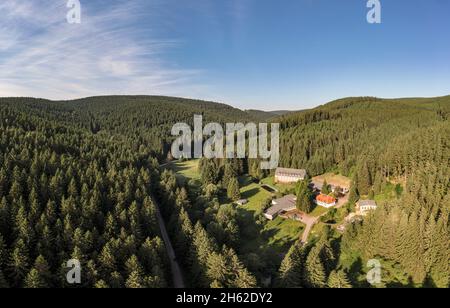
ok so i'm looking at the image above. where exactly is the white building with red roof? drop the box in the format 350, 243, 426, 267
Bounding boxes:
315, 194, 337, 208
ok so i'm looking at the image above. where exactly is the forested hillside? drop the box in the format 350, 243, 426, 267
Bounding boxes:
0, 96, 255, 288
0, 95, 448, 288
276, 96, 450, 287
0, 96, 253, 160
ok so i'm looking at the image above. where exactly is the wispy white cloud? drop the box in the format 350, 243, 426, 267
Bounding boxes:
0, 0, 203, 99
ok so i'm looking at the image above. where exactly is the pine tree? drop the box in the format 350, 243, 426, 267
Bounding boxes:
98, 244, 117, 276
277, 243, 304, 287
95, 280, 110, 288
223, 162, 237, 188
24, 269, 46, 288
304, 245, 326, 288
348, 182, 359, 205
296, 180, 313, 213
234, 267, 257, 288
34, 255, 51, 288
227, 178, 241, 201
141, 197, 158, 235
109, 271, 124, 288
125, 255, 144, 277
373, 171, 383, 194
206, 246, 257, 288
0, 234, 6, 268
249, 160, 262, 181
322, 180, 330, 195
327, 270, 352, 288
189, 222, 217, 287
0, 197, 9, 237
9, 179, 23, 202
318, 238, 336, 276
206, 251, 228, 287
125, 271, 144, 288
174, 208, 193, 259
8, 239, 30, 287
0, 270, 9, 288
139, 237, 166, 274
201, 160, 219, 185
226, 247, 257, 288
357, 162, 372, 196
427, 214, 450, 288
15, 204, 33, 245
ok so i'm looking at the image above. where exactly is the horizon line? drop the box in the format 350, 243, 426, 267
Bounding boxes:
1, 93, 449, 113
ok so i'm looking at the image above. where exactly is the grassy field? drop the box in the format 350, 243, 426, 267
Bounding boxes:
164, 159, 200, 180
309, 205, 329, 217
165, 161, 305, 256
236, 175, 305, 254
260, 176, 296, 194
163, 159, 201, 189
264, 217, 304, 249
238, 176, 272, 214
374, 182, 401, 203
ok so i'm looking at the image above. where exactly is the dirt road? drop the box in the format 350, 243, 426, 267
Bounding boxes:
152, 195, 185, 288
300, 194, 349, 243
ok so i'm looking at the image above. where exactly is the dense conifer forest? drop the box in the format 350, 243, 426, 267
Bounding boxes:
0, 95, 448, 288
276, 96, 450, 287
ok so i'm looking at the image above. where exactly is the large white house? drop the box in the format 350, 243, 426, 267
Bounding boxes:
314, 194, 337, 208
274, 168, 307, 184
356, 200, 377, 216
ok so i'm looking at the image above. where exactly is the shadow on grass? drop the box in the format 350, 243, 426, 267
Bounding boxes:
241, 187, 260, 200
239, 175, 255, 186
167, 163, 192, 175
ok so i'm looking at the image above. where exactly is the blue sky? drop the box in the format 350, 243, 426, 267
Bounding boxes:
1, 0, 449, 110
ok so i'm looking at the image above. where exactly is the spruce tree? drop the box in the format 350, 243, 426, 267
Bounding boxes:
24, 269, 46, 288
8, 239, 30, 287
206, 251, 228, 287
0, 197, 9, 237
348, 182, 359, 205
109, 271, 124, 288
34, 255, 51, 288
427, 214, 450, 288
0, 270, 9, 288
327, 270, 352, 288
226, 247, 257, 288
0, 234, 6, 268
223, 162, 237, 188
296, 180, 313, 213
125, 271, 144, 288
277, 243, 304, 287
98, 244, 117, 276
304, 245, 326, 288
357, 162, 372, 196
322, 180, 330, 195
189, 223, 217, 287
95, 280, 110, 288
227, 178, 241, 201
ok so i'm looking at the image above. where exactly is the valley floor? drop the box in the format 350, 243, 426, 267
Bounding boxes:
164, 160, 305, 262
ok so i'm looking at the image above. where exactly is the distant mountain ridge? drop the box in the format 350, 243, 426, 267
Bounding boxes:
245, 109, 296, 121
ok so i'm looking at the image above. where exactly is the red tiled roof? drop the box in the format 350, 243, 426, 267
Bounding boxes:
316, 194, 336, 204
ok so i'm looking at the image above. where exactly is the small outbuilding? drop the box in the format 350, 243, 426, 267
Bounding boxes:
236, 199, 249, 206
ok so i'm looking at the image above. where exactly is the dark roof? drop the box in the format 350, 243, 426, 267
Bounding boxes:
265, 195, 297, 216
